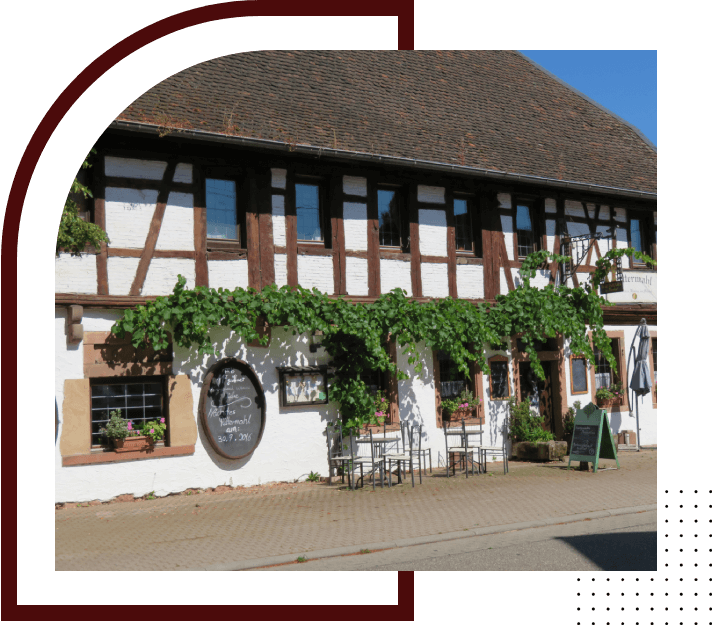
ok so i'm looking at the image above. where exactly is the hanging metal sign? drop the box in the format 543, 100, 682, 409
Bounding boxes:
567, 402, 620, 472
599, 256, 624, 294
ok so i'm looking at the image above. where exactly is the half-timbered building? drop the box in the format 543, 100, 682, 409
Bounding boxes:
55, 51, 657, 502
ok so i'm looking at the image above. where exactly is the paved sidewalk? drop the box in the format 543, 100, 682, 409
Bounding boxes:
55, 450, 656, 570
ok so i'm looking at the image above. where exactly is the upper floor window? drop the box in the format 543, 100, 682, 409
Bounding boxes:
629, 211, 655, 264
296, 182, 323, 242
206, 178, 238, 241
453, 197, 482, 256
378, 187, 407, 249
515, 202, 536, 258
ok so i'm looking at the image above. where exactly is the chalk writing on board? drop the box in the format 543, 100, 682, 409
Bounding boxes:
571, 424, 599, 457
200, 361, 265, 459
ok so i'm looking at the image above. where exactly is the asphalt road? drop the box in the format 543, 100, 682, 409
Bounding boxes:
265, 510, 656, 571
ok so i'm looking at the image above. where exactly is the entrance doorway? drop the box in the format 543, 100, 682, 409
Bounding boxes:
518, 361, 554, 432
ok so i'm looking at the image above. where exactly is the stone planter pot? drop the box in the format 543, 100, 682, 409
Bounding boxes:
512, 440, 567, 461
112, 436, 155, 453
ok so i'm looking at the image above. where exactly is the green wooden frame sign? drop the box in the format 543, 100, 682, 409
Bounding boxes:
567, 402, 620, 472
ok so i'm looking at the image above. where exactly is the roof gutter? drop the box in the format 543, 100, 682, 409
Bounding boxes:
110, 120, 657, 200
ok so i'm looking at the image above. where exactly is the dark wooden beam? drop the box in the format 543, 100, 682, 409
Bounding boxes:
129, 161, 177, 296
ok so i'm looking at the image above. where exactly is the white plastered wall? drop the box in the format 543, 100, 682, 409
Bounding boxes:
345, 257, 369, 295
297, 255, 334, 294
418, 209, 447, 257
208, 259, 249, 290
274, 254, 288, 287
381, 258, 411, 294
456, 264, 485, 299
272, 195, 286, 246
55, 253, 97, 294
343, 202, 368, 251
562, 327, 657, 446
143, 258, 196, 295
107, 257, 140, 295
105, 187, 159, 249
155, 192, 194, 251
55, 316, 338, 503
55, 312, 656, 502
421, 263, 448, 297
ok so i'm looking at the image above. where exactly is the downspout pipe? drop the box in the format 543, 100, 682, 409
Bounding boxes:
109, 120, 657, 202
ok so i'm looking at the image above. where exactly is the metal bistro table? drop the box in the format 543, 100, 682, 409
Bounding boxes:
443, 419, 484, 477
355, 433, 402, 487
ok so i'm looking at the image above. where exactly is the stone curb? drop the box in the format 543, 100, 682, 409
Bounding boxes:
196, 504, 657, 571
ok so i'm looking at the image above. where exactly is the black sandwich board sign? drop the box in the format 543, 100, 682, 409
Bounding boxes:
567, 402, 620, 472
199, 359, 266, 460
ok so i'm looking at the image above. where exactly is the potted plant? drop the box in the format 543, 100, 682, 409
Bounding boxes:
596, 383, 624, 408
99, 409, 165, 452
507, 397, 565, 461
442, 389, 480, 422
359, 390, 391, 434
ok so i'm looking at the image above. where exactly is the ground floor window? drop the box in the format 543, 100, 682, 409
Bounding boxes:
437, 350, 468, 400
593, 344, 616, 390
90, 377, 165, 446
589, 331, 628, 410
488, 355, 510, 400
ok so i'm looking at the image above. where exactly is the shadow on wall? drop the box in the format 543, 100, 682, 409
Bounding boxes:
397, 360, 432, 445
55, 398, 59, 444
487, 399, 510, 454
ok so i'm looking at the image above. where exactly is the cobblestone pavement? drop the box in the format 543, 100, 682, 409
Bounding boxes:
55, 450, 656, 570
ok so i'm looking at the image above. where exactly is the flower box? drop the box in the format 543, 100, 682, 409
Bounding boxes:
443, 408, 473, 422
596, 397, 624, 409
112, 436, 155, 453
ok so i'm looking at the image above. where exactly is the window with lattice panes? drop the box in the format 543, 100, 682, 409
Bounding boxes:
90, 377, 165, 447
593, 338, 623, 390
437, 350, 470, 400
515, 202, 536, 257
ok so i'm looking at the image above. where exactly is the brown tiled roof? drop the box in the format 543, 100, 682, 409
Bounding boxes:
118, 50, 656, 194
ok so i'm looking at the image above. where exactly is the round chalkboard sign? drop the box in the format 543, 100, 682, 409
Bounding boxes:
199, 359, 266, 460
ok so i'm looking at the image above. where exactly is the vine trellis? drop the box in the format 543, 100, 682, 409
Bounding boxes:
112, 249, 655, 430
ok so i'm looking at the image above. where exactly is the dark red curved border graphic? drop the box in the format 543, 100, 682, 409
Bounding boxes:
5, 1, 414, 619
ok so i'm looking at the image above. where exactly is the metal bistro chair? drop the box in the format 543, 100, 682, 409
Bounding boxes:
388, 423, 424, 486
477, 423, 509, 475
443, 418, 480, 477
355, 429, 390, 490
326, 423, 363, 488
393, 421, 433, 474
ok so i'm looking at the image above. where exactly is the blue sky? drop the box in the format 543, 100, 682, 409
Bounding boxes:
519, 51, 657, 146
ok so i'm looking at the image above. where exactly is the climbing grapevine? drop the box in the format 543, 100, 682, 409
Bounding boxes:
111, 249, 655, 430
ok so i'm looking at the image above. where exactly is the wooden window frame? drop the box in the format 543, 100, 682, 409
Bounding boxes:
569, 355, 589, 395
588, 330, 629, 411
452, 194, 482, 258
488, 354, 511, 401
433, 348, 485, 428
89, 375, 168, 449
649, 331, 657, 408
377, 184, 409, 252
204, 167, 247, 253
294, 176, 330, 247
513, 198, 540, 260
628, 209, 656, 266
